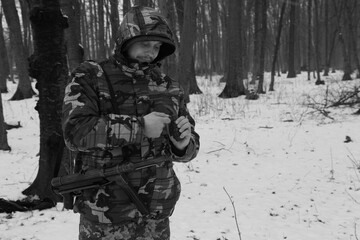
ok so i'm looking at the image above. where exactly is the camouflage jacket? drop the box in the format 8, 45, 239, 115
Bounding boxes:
62, 58, 200, 224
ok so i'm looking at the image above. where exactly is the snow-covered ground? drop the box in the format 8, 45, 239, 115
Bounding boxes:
1, 72, 360, 240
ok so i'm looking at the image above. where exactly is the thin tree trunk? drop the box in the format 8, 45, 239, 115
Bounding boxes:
257, 0, 267, 94
1, 0, 35, 100
287, 0, 296, 78
19, 0, 31, 59
323, 0, 330, 76
189, 55, 202, 94
252, 0, 261, 82
314, 0, 324, 85
210, 0, 220, 74
23, 0, 69, 203
307, 0, 312, 80
174, 0, 184, 34
269, 1, 286, 91
97, 0, 106, 60
109, 0, 119, 52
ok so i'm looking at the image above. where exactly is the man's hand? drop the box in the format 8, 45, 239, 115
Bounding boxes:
143, 112, 170, 138
169, 116, 191, 150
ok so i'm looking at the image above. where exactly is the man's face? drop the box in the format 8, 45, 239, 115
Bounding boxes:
127, 40, 162, 63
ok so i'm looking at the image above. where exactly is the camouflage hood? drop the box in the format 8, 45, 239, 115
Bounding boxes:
115, 6, 175, 63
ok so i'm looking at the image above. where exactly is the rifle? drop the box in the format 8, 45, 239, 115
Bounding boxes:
51, 156, 170, 215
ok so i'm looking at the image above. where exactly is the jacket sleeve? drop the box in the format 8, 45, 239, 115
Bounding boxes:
169, 80, 200, 162
62, 61, 143, 152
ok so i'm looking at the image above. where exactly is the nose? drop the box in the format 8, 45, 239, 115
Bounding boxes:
147, 48, 157, 59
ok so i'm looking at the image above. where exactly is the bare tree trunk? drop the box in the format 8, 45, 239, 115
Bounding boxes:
19, 0, 31, 59
333, 0, 352, 80
219, 0, 245, 98
61, 0, 83, 72
1, 0, 35, 100
314, 0, 324, 85
0, 93, 10, 151
323, 0, 330, 76
109, 0, 119, 52
89, 1, 95, 59
307, 0, 312, 80
210, 0, 220, 74
134, 0, 153, 7
189, 55, 202, 94
0, 12, 10, 93
177, 0, 197, 103
97, 0, 106, 60
257, 0, 267, 94
287, 0, 297, 78
252, 0, 261, 82
23, 0, 69, 204
174, 0, 184, 34
269, 0, 286, 91
345, 0, 360, 78
158, 0, 178, 77
123, 0, 131, 16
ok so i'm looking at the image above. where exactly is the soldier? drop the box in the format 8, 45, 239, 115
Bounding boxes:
62, 6, 200, 240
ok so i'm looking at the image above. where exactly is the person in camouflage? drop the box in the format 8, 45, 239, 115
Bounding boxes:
62, 6, 200, 240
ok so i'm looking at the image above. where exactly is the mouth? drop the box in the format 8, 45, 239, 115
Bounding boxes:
137, 56, 153, 62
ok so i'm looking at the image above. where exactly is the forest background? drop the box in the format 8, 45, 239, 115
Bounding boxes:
0, 0, 359, 216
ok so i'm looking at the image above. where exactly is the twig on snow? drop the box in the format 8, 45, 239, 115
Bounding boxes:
355, 222, 359, 240
223, 187, 242, 240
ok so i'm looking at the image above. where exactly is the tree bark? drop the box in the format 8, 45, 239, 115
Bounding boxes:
323, 0, 330, 76
176, 0, 198, 103
1, 0, 35, 100
109, 0, 119, 52
287, 0, 297, 78
307, 0, 312, 80
314, 0, 324, 85
333, 0, 352, 80
210, 0, 220, 74
0, 12, 10, 93
97, 0, 106, 60
219, 0, 245, 98
345, 0, 360, 78
269, 0, 286, 91
23, 0, 69, 203
0, 92, 10, 151
252, 0, 261, 82
19, 0, 31, 59
158, 0, 178, 77
257, 0, 267, 94
61, 0, 83, 72
123, 0, 131, 16
134, 0, 153, 7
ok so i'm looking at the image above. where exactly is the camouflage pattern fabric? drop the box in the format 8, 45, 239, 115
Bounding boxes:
79, 215, 170, 240
62, 6, 200, 237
